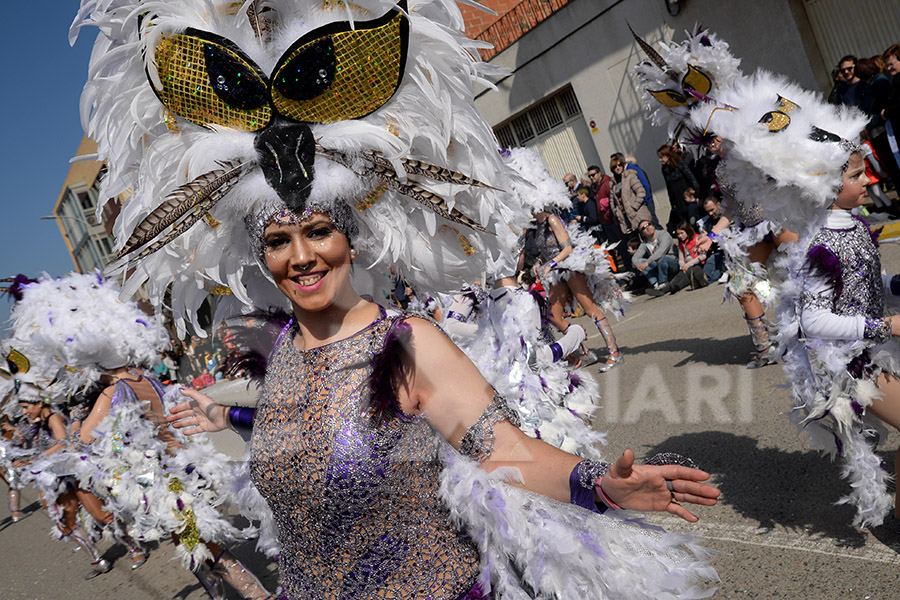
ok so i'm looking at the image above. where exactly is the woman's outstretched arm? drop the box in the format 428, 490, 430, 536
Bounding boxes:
397, 317, 719, 521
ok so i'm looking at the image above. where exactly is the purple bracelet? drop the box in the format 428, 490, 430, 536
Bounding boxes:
228, 406, 256, 431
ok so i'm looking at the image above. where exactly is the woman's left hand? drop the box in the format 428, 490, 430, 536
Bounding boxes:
599, 449, 720, 522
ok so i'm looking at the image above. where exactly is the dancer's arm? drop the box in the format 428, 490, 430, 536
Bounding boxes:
44, 413, 69, 456
801, 251, 899, 341
397, 317, 719, 521
78, 387, 114, 444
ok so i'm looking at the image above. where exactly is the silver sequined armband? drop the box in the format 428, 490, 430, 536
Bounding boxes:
575, 459, 611, 490
458, 392, 521, 463
864, 316, 892, 342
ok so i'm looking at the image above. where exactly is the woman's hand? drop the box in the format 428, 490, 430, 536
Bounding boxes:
599, 449, 720, 522
167, 387, 229, 435
696, 235, 712, 253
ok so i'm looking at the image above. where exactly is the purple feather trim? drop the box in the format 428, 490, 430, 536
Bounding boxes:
806, 244, 843, 307
852, 213, 881, 247
368, 318, 412, 426
135, 318, 148, 327
222, 309, 294, 384
3, 274, 37, 303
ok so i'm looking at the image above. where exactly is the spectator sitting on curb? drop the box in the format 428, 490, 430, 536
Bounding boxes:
674, 222, 709, 290
632, 220, 677, 296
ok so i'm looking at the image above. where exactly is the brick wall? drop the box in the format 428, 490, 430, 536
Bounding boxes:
460, 0, 523, 37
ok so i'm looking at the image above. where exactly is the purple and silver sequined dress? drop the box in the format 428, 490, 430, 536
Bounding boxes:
250, 313, 481, 599
776, 210, 899, 526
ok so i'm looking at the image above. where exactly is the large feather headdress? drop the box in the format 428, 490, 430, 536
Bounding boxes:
689, 70, 867, 229
72, 0, 523, 334
630, 25, 742, 140
4, 273, 169, 399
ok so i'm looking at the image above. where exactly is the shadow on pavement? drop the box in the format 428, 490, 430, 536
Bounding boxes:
610, 335, 748, 368
642, 431, 878, 547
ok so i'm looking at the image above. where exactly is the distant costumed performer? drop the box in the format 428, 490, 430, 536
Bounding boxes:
74, 1, 720, 598
636, 24, 897, 527
3, 272, 273, 597
631, 26, 792, 369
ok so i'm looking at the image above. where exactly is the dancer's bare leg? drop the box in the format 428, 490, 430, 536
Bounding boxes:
868, 373, 900, 518
75, 487, 145, 566
566, 273, 620, 367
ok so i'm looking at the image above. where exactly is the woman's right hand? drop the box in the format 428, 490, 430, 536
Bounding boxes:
696, 235, 712, 253
167, 387, 229, 435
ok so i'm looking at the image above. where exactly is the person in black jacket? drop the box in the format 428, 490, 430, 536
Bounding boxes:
572, 184, 600, 236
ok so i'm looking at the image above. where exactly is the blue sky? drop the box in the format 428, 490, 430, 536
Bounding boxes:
0, 8, 95, 330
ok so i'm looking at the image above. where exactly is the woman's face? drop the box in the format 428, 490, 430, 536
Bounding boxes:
834, 153, 870, 210
263, 212, 355, 314
19, 402, 41, 422
675, 229, 687, 242
657, 153, 667, 165
707, 136, 724, 156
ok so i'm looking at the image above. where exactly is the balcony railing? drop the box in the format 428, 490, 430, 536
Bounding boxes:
475, 0, 571, 61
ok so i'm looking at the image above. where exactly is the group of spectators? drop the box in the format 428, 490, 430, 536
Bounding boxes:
558, 43, 900, 300
827, 46, 900, 216
561, 144, 726, 299
151, 329, 232, 389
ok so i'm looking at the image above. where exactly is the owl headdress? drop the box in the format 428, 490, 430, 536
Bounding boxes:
632, 26, 866, 231
72, 0, 520, 334
2, 273, 169, 400
630, 25, 742, 141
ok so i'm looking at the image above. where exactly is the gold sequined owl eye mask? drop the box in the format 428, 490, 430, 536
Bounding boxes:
148, 2, 408, 130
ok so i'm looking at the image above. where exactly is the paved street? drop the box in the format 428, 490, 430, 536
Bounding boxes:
3, 241, 900, 598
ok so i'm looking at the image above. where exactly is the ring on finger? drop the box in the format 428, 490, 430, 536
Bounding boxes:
666, 479, 676, 503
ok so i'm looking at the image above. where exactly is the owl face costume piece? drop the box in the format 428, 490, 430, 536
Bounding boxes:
632, 26, 867, 231
73, 0, 519, 334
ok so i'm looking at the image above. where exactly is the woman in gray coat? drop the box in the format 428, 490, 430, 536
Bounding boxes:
609, 156, 651, 235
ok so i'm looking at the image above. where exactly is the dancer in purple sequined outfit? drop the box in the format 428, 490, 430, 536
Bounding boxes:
170, 208, 720, 599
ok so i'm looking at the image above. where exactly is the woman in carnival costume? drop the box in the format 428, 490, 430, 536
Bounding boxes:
700, 66, 895, 527
519, 151, 628, 373
631, 26, 795, 369
5, 273, 273, 598
641, 24, 895, 526
74, 1, 720, 597
0, 342, 122, 579
427, 147, 623, 455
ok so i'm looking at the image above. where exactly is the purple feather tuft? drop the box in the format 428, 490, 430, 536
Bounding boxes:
135, 318, 148, 327
95, 272, 103, 285
806, 244, 843, 307
222, 309, 294, 385
3, 274, 38, 303
368, 318, 413, 425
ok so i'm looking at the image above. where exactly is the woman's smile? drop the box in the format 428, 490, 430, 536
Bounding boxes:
291, 271, 327, 292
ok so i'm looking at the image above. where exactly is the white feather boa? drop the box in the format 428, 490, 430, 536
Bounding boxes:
439, 445, 718, 599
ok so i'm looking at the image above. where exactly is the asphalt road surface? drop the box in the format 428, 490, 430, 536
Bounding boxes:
3, 243, 900, 599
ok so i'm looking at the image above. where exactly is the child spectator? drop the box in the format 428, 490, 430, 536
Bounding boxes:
682, 187, 699, 226
674, 222, 709, 289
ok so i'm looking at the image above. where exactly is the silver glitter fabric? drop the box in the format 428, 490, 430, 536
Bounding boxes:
575, 459, 611, 490
801, 218, 884, 322
716, 162, 763, 228
249, 314, 480, 599
533, 218, 566, 263
458, 392, 522, 463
